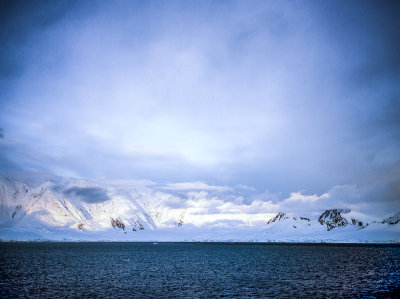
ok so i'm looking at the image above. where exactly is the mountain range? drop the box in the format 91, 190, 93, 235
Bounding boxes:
0, 175, 398, 242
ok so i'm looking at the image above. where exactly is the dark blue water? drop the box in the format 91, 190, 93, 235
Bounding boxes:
1, 242, 399, 298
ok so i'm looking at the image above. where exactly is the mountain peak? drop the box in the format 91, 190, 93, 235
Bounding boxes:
318, 209, 352, 231
267, 212, 287, 224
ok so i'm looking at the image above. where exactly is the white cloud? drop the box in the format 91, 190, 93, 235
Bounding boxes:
160, 182, 232, 192
285, 191, 329, 203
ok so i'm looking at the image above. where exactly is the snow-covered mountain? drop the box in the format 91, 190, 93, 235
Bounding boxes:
0, 175, 186, 240
0, 175, 399, 242
382, 211, 400, 225
264, 209, 399, 242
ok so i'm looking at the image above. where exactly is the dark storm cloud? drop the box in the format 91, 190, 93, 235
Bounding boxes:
63, 186, 110, 203
0, 0, 78, 81
349, 1, 400, 85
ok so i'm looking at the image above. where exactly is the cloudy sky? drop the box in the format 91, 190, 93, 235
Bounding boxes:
0, 0, 399, 216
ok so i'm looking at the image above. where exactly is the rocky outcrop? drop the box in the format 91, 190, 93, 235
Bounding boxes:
318, 209, 370, 231
388, 219, 400, 225
299, 217, 310, 221
382, 212, 400, 225
267, 212, 287, 224
318, 209, 350, 231
351, 218, 365, 227
134, 219, 144, 230
111, 217, 126, 230
268, 213, 311, 224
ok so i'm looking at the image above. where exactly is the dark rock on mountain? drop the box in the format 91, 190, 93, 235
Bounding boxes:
351, 218, 365, 227
111, 217, 126, 230
318, 209, 350, 231
134, 220, 144, 230
267, 212, 287, 224
382, 212, 400, 225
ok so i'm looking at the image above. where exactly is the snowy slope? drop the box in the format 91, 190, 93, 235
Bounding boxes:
0, 175, 399, 242
0, 176, 184, 239
263, 210, 400, 242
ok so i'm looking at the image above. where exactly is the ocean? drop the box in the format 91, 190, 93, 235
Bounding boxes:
1, 242, 399, 298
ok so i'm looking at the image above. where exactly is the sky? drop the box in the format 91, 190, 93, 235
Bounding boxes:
0, 0, 399, 216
